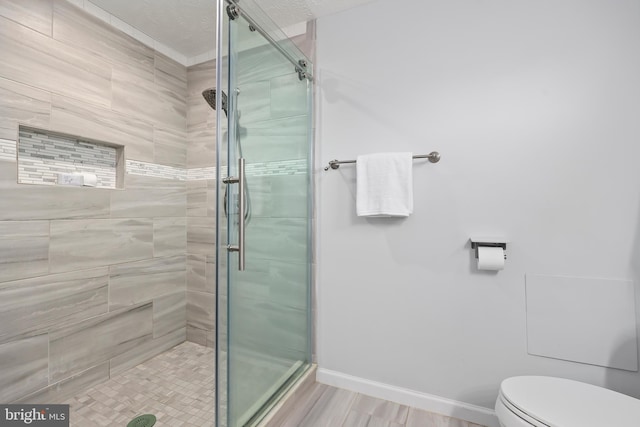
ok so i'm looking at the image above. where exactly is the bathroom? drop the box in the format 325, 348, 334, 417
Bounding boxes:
0, 0, 639, 426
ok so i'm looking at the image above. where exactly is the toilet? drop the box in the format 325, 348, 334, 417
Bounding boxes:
495, 376, 640, 426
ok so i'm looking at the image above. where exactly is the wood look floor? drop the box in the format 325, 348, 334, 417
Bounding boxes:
276, 382, 487, 427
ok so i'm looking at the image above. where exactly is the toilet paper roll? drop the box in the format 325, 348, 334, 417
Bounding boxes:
477, 246, 505, 271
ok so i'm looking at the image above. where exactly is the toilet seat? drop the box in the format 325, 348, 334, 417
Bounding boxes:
497, 376, 640, 427
496, 392, 547, 426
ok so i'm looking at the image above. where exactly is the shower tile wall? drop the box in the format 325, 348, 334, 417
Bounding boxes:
186, 59, 217, 348
0, 0, 189, 404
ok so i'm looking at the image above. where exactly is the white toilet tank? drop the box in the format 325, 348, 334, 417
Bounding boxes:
496, 376, 640, 427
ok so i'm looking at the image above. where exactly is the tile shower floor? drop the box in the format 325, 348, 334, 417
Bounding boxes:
64, 341, 215, 427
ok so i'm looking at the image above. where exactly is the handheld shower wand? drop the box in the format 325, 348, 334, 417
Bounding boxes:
201, 88, 250, 222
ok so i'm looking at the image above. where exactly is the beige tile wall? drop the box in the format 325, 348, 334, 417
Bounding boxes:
0, 0, 189, 403
186, 60, 217, 348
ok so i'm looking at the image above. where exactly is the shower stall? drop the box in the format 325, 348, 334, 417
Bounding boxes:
214, 1, 314, 425
0, 0, 312, 425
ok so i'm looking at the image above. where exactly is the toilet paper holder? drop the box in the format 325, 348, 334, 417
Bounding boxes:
469, 237, 508, 260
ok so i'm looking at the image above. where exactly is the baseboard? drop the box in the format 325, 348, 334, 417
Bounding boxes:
316, 368, 500, 427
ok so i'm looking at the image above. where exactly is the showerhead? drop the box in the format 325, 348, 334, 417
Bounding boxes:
202, 88, 228, 117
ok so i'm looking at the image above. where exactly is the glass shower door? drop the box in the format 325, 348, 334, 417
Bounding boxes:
216, 1, 313, 426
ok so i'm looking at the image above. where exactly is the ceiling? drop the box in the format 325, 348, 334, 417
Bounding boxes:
88, 0, 379, 61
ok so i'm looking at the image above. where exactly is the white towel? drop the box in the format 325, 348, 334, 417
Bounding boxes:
356, 152, 413, 217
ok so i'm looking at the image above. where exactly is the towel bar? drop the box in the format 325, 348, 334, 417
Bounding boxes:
324, 151, 440, 171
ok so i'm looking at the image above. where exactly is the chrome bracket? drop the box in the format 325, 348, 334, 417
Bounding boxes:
222, 176, 239, 184
297, 60, 309, 81
226, 4, 240, 20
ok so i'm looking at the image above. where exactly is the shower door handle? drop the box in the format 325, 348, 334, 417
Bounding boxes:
237, 157, 246, 271
225, 157, 246, 271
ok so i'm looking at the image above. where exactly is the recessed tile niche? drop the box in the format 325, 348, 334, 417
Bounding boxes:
17, 126, 124, 189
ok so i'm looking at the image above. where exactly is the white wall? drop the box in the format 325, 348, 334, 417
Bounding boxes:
315, 0, 640, 416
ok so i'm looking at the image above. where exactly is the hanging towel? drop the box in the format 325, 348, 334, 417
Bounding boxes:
356, 152, 413, 217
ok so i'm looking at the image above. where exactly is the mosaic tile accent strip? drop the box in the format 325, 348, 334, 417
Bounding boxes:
0, 139, 16, 162
18, 128, 117, 188
129, 159, 307, 182
126, 160, 188, 181
12, 137, 307, 184
247, 159, 307, 177
187, 166, 217, 181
